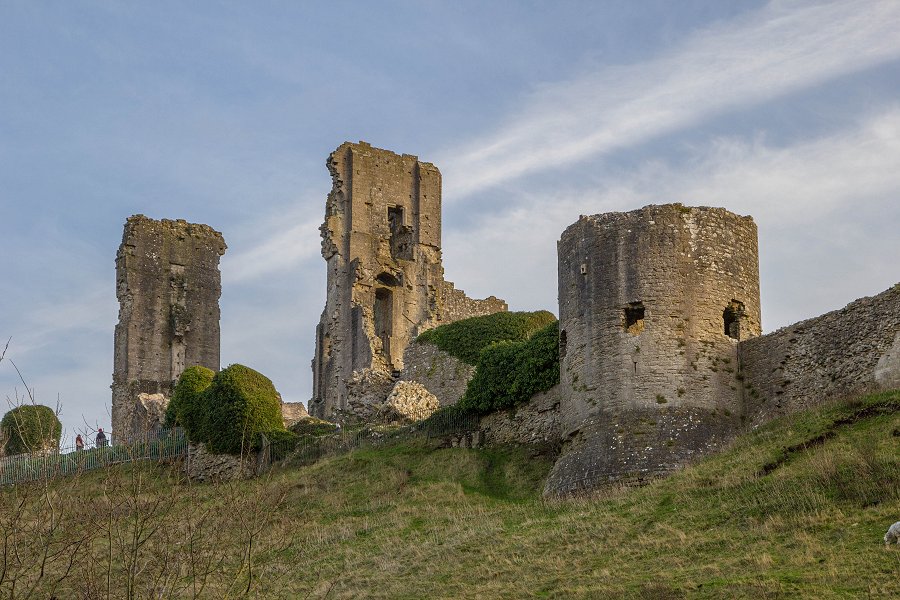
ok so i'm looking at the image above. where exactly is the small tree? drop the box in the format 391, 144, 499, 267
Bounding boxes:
1, 404, 62, 455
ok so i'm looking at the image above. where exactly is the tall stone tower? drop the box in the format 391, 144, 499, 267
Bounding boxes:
310, 142, 506, 421
546, 204, 760, 495
112, 215, 226, 441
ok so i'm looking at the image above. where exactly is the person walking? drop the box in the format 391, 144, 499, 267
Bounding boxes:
95, 428, 108, 448
75, 434, 84, 451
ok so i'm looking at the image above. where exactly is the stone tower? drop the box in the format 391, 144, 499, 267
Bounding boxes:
545, 204, 760, 495
112, 215, 226, 442
310, 142, 506, 421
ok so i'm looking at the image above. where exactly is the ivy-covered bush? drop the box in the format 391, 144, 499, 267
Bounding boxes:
416, 310, 557, 364
202, 364, 286, 455
1, 405, 62, 455
458, 321, 560, 414
164, 365, 215, 432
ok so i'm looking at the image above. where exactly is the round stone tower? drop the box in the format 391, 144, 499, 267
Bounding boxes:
545, 204, 761, 495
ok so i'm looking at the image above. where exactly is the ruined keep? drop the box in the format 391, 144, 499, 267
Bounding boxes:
309, 142, 507, 420
546, 204, 761, 495
112, 215, 226, 442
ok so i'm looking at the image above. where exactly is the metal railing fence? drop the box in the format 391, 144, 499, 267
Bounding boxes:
1, 408, 480, 485
0, 427, 187, 486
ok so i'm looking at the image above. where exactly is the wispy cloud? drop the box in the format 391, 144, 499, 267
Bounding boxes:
437, 0, 900, 198
442, 107, 900, 330
222, 211, 321, 284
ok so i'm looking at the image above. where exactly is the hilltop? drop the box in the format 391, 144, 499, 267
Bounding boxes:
1, 390, 898, 598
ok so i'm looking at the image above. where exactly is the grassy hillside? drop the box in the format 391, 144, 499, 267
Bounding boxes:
2, 390, 899, 598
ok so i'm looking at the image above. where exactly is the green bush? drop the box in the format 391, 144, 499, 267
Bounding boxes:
202, 364, 286, 455
1, 405, 62, 455
416, 310, 557, 364
165, 365, 215, 431
458, 321, 560, 414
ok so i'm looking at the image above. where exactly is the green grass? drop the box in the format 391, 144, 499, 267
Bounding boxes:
3, 390, 899, 598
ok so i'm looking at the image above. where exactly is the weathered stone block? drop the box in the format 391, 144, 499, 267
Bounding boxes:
379, 381, 440, 424
281, 402, 309, 428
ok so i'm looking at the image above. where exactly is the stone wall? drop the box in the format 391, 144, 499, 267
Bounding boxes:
479, 385, 562, 448
309, 142, 506, 421
439, 281, 508, 324
741, 284, 900, 424
184, 443, 266, 482
112, 216, 226, 443
546, 204, 760, 495
400, 340, 475, 407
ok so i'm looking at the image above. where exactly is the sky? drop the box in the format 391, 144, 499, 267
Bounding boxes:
1, 0, 898, 440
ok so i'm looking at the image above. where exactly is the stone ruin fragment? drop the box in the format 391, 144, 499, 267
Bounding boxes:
111, 215, 226, 442
309, 142, 507, 421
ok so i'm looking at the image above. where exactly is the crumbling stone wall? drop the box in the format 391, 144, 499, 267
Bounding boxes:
400, 340, 475, 407
740, 284, 900, 424
546, 204, 760, 495
479, 385, 561, 448
439, 281, 508, 324
310, 142, 506, 421
112, 216, 226, 442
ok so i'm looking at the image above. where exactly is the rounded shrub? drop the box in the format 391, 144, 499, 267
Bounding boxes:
1, 405, 62, 455
203, 364, 286, 455
165, 365, 215, 433
458, 321, 560, 415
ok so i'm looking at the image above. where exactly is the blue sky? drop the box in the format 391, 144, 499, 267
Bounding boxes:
1, 0, 898, 439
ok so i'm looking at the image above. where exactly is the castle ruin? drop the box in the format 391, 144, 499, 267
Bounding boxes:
106, 142, 900, 498
309, 142, 506, 421
546, 205, 761, 494
112, 215, 226, 441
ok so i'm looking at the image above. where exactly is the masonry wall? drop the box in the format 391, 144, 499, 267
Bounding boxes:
112, 215, 226, 442
310, 142, 506, 421
545, 204, 760, 495
400, 340, 475, 407
740, 284, 900, 424
479, 385, 561, 449
439, 281, 507, 324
